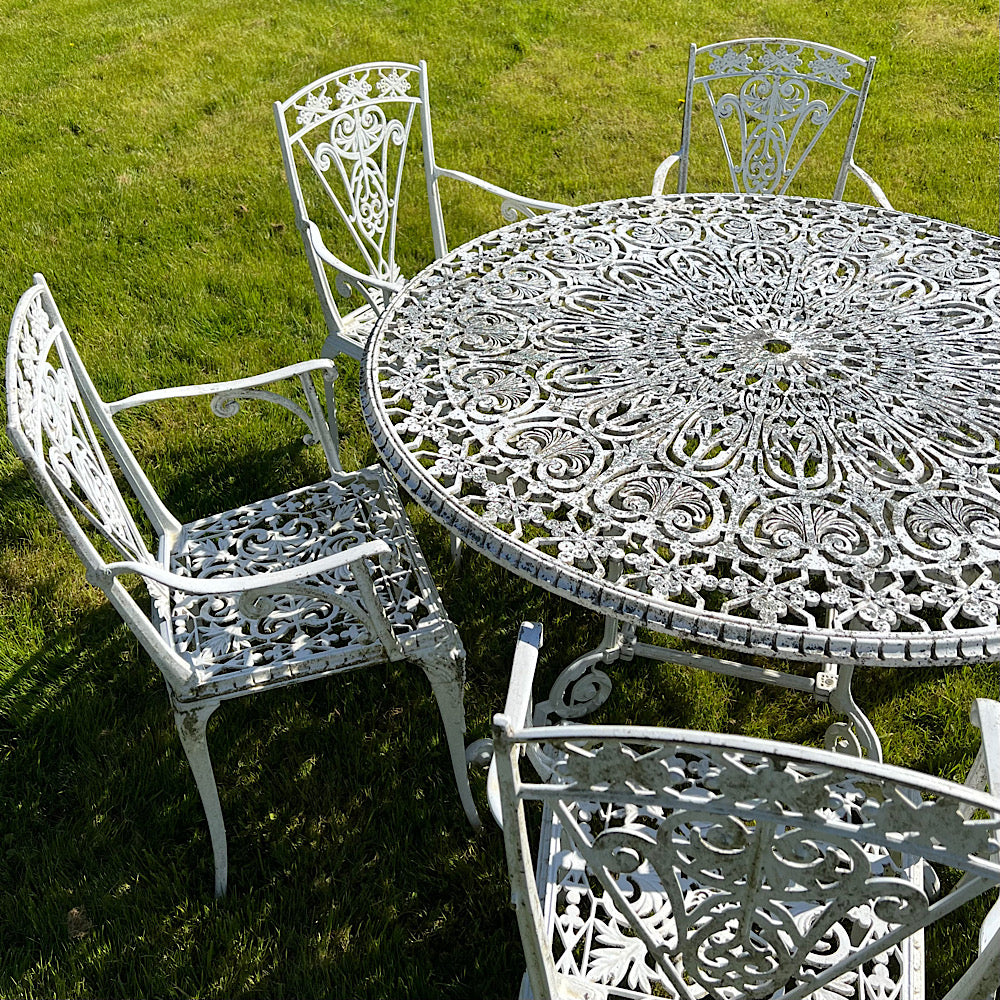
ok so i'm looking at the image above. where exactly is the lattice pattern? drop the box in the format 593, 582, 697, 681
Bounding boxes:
521, 736, 1000, 1000
365, 193, 1000, 666
165, 471, 444, 683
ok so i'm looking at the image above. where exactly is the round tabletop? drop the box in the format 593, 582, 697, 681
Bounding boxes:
361, 193, 1000, 668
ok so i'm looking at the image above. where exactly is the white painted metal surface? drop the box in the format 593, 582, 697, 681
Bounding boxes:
363, 193, 1000, 752
274, 60, 569, 362
6, 274, 478, 897
652, 38, 892, 208
492, 623, 1000, 1000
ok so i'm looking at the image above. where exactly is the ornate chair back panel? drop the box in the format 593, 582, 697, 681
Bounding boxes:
5, 278, 168, 569
682, 39, 874, 199
277, 62, 430, 310
502, 730, 1000, 1000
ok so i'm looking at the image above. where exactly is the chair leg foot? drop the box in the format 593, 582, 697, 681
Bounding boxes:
419, 653, 481, 829
173, 701, 227, 897
466, 737, 494, 769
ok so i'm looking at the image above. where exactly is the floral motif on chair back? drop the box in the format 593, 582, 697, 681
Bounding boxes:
6, 282, 152, 565
279, 62, 423, 293
526, 733, 1000, 999
693, 39, 871, 196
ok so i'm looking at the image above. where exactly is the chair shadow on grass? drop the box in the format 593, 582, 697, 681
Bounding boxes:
0, 563, 528, 997
0, 429, 525, 996
2, 432, 994, 997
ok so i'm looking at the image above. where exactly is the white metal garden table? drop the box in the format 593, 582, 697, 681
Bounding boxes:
360, 192, 1000, 758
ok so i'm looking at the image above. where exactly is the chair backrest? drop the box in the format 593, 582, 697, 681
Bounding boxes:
274, 60, 445, 357
493, 719, 1000, 1000
677, 37, 876, 199
6, 275, 178, 571
6, 276, 196, 689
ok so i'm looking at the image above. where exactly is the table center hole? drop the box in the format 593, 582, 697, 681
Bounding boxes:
763, 338, 791, 354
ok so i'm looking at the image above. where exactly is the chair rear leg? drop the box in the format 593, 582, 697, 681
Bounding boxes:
418, 650, 481, 828
172, 701, 227, 897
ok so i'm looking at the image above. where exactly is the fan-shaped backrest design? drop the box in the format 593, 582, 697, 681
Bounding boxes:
5, 276, 173, 568
679, 38, 876, 198
274, 61, 443, 356
495, 720, 1000, 1000
279, 62, 424, 288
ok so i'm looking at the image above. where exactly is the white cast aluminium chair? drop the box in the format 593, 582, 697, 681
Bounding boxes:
6, 274, 479, 898
491, 622, 1000, 1000
275, 59, 570, 361
653, 38, 893, 208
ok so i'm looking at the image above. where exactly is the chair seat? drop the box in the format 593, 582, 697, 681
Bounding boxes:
532, 787, 921, 1000
161, 466, 456, 700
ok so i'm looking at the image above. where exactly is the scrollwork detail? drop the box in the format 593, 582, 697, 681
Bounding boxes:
531, 737, 1000, 1000
368, 193, 1000, 655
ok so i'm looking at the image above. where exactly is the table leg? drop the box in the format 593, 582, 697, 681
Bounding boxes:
819, 661, 883, 762
531, 616, 621, 726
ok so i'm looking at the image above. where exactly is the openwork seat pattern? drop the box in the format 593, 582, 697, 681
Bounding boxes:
491, 624, 1000, 1000
164, 470, 457, 693
6, 274, 478, 898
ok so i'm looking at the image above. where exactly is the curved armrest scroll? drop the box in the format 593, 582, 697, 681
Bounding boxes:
848, 161, 893, 210
651, 154, 680, 196
306, 222, 404, 296
434, 167, 571, 217
96, 539, 391, 596
107, 358, 338, 415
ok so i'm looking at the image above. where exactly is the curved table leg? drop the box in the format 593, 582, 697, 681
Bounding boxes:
819, 662, 883, 762
468, 617, 623, 777
531, 615, 624, 726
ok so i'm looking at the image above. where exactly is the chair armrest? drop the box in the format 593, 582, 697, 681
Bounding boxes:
969, 699, 1000, 795
106, 358, 338, 415
106, 353, 344, 474
306, 221, 404, 297
651, 154, 680, 196
96, 537, 405, 661
93, 539, 392, 596
848, 161, 894, 210
503, 621, 544, 731
488, 621, 544, 828
434, 167, 571, 219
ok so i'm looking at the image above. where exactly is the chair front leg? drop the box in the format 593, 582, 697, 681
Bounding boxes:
416, 648, 481, 829
172, 700, 227, 897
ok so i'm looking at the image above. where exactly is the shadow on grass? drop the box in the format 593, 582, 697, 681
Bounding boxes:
0, 433, 528, 997
0, 582, 530, 998
2, 430, 995, 997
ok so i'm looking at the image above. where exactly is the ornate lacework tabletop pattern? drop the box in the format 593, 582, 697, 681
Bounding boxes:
362, 193, 1000, 667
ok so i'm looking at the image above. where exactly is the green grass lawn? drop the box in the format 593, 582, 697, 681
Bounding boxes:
1, 1, 998, 996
